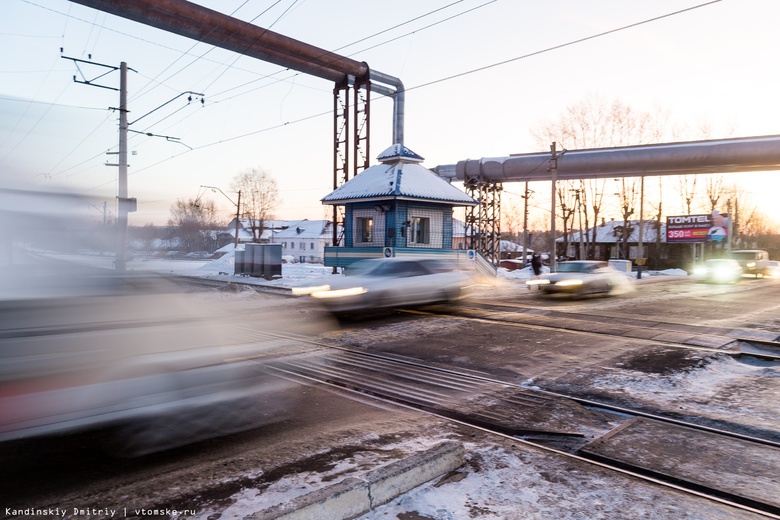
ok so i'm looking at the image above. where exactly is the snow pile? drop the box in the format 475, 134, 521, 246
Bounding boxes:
583, 354, 780, 432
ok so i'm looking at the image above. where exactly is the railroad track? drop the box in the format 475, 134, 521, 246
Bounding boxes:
231, 333, 780, 518
406, 300, 780, 363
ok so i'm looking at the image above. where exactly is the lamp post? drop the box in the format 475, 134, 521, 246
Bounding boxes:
200, 185, 241, 249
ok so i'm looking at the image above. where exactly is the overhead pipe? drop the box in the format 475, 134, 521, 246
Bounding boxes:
68, 0, 367, 83
369, 70, 405, 146
450, 135, 780, 182
69, 0, 405, 141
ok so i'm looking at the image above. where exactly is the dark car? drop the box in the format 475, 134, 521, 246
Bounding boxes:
730, 250, 770, 278
526, 260, 632, 297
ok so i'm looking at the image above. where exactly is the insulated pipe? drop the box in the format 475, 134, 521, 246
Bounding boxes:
369, 70, 405, 146
68, 0, 368, 84
69, 0, 406, 145
453, 135, 780, 182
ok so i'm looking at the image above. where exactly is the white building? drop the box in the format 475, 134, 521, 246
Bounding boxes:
273, 219, 341, 264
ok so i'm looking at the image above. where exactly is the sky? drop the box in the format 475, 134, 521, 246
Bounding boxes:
2, 0, 780, 227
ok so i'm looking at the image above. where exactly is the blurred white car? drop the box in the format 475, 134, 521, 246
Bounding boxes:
693, 258, 743, 283
526, 260, 632, 297
296, 257, 475, 313
767, 260, 780, 277
0, 188, 311, 457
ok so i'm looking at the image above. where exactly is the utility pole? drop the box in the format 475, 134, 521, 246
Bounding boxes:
64, 56, 137, 271
116, 61, 129, 271
637, 175, 645, 279
549, 142, 558, 272
522, 182, 530, 267
234, 190, 242, 249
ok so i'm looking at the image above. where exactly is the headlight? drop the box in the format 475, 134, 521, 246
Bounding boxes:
556, 279, 584, 287
693, 267, 706, 276
526, 279, 550, 286
292, 284, 330, 295
747, 261, 756, 268
311, 287, 367, 299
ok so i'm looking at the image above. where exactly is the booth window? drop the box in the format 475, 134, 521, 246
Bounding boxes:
410, 217, 430, 245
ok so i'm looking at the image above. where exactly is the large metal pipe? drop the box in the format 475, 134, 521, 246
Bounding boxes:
452, 135, 780, 182
69, 0, 406, 142
369, 70, 405, 145
68, 0, 369, 84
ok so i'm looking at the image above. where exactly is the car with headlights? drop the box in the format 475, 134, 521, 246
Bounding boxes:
730, 249, 770, 277
0, 188, 309, 457
296, 257, 474, 313
693, 258, 743, 283
525, 260, 631, 297
767, 260, 780, 277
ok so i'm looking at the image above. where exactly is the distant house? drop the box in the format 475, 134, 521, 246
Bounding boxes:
561, 219, 665, 262
320, 144, 478, 269
220, 219, 301, 248
274, 219, 341, 264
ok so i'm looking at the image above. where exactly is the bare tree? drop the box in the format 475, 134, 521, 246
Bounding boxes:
678, 175, 698, 215
533, 95, 669, 259
168, 198, 220, 253
704, 174, 726, 212
231, 167, 280, 242
615, 178, 639, 259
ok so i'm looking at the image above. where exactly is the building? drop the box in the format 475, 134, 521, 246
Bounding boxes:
321, 144, 479, 269
274, 219, 340, 264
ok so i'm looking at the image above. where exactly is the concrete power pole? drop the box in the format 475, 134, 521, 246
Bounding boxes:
549, 142, 558, 272
116, 61, 129, 271
522, 182, 530, 267
65, 56, 135, 270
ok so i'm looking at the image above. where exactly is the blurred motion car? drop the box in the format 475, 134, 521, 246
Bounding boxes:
693, 258, 743, 283
525, 260, 632, 297
767, 260, 780, 277
0, 187, 317, 457
0, 263, 305, 457
730, 249, 770, 278
295, 257, 475, 313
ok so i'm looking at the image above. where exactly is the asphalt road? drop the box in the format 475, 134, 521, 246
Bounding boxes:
2, 274, 779, 519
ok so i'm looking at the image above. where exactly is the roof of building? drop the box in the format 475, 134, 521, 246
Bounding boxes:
321, 144, 477, 206
273, 219, 336, 239
561, 219, 665, 243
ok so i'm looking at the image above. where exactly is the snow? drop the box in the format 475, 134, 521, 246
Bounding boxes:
35, 251, 775, 519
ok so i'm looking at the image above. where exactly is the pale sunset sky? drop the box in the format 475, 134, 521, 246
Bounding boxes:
2, 0, 779, 227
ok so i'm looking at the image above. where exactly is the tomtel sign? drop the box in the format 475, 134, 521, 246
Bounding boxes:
666, 213, 729, 243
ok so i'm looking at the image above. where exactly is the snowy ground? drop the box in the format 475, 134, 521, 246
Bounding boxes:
40, 251, 776, 519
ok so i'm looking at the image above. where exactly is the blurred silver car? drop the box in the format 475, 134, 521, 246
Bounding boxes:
526, 260, 632, 297
0, 265, 303, 456
0, 188, 312, 456
693, 258, 743, 283
296, 257, 475, 313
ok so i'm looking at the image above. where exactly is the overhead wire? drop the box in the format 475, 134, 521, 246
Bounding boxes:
22, 0, 719, 194
146, 0, 718, 182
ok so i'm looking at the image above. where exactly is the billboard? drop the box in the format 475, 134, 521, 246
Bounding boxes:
666, 211, 729, 243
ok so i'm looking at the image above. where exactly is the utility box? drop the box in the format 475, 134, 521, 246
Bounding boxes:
234, 249, 245, 275
263, 244, 282, 280
608, 259, 631, 272
240, 244, 282, 280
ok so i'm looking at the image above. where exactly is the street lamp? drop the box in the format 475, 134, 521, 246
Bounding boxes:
200, 185, 241, 249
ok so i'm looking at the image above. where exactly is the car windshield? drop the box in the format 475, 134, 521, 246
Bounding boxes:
555, 262, 600, 273
731, 252, 759, 261
348, 260, 430, 278
705, 259, 736, 266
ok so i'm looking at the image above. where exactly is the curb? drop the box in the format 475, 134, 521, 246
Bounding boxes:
244, 441, 466, 520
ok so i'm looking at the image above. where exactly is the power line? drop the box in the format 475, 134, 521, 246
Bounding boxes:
408, 0, 722, 93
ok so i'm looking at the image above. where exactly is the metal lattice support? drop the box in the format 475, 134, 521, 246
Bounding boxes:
353, 78, 370, 177
332, 79, 371, 249
465, 177, 502, 265
332, 82, 350, 247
